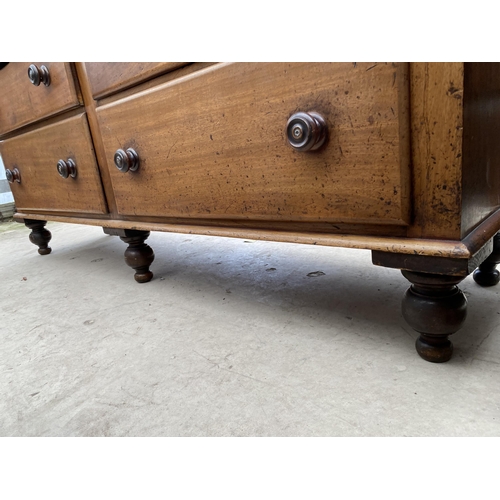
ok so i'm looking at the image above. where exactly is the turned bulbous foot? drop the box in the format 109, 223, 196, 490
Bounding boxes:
473, 233, 500, 287
415, 335, 453, 363
124, 243, 154, 283
402, 271, 467, 363
120, 230, 155, 283
25, 220, 52, 255
473, 268, 500, 287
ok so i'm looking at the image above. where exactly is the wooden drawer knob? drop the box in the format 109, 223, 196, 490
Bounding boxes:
28, 64, 51, 87
57, 159, 77, 179
286, 111, 327, 151
5, 167, 21, 184
114, 148, 139, 173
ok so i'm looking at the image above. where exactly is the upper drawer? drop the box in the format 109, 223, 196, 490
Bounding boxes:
0, 62, 82, 136
84, 62, 188, 99
97, 62, 411, 225
0, 113, 108, 214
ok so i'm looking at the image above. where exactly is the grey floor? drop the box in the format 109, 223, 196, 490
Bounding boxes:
1, 219, 499, 436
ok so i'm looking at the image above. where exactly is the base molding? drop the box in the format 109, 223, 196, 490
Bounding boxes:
14, 212, 475, 259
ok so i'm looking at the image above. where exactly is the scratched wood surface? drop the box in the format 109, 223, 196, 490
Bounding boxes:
0, 113, 108, 214
96, 62, 411, 225
0, 62, 81, 136
12, 211, 474, 258
85, 62, 189, 99
74, 62, 118, 217
6, 61, 500, 269
407, 63, 464, 240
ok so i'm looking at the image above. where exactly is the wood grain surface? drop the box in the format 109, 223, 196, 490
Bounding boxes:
85, 62, 189, 99
407, 63, 464, 240
74, 62, 117, 216
6, 61, 500, 269
12, 211, 473, 258
1, 113, 107, 214
96, 62, 411, 225
0, 62, 81, 136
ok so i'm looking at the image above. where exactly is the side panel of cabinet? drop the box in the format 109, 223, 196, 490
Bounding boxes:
461, 62, 500, 237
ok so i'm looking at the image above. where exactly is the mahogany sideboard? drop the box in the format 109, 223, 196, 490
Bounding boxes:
2, 62, 500, 363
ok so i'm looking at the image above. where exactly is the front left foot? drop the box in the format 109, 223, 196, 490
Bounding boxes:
25, 220, 52, 255
401, 271, 467, 363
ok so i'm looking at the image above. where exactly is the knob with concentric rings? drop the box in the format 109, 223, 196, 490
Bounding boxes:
114, 148, 140, 173
57, 159, 77, 179
28, 64, 51, 87
286, 112, 327, 152
5, 168, 21, 183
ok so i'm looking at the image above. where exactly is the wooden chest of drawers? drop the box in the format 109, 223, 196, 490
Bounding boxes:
2, 62, 500, 363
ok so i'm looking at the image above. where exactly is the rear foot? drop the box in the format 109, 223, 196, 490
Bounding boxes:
473, 233, 500, 287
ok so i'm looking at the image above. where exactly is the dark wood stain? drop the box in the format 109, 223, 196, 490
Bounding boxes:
461, 63, 500, 237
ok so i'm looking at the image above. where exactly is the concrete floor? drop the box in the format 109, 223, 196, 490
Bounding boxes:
1, 219, 499, 436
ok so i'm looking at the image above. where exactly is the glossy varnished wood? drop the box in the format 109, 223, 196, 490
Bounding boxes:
85, 62, 189, 99
97, 62, 411, 225
0, 62, 81, 136
0, 113, 107, 214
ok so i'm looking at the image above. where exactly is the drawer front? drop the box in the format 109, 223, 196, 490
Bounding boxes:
85, 62, 188, 99
0, 113, 108, 214
0, 62, 81, 136
97, 62, 410, 224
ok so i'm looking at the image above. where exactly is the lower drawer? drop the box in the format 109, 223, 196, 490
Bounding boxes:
0, 113, 108, 214
97, 62, 411, 225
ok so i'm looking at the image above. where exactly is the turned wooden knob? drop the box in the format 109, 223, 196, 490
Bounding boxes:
286, 112, 327, 151
57, 159, 77, 179
28, 64, 51, 87
5, 167, 21, 184
114, 148, 140, 173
